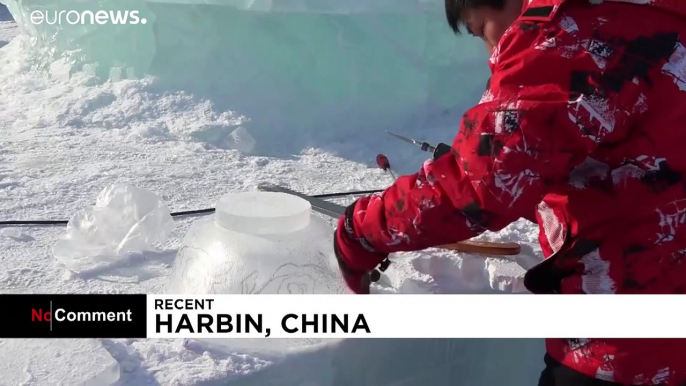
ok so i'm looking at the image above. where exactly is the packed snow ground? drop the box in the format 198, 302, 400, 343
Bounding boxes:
0, 7, 546, 385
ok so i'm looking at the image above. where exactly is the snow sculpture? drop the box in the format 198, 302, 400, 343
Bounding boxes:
168, 191, 349, 295
53, 183, 176, 272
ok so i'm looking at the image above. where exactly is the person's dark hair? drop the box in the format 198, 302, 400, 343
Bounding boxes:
445, 0, 506, 34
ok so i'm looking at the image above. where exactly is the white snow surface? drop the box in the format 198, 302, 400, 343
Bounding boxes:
0, 6, 546, 385
0, 339, 120, 386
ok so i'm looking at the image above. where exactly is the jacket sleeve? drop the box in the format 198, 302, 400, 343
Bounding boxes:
349, 21, 641, 255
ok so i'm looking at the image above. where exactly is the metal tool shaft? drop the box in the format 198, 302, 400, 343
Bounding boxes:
386, 131, 436, 153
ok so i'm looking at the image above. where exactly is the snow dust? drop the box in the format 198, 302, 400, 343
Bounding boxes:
0, 4, 547, 385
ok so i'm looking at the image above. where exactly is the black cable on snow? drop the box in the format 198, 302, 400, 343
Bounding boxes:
0, 188, 383, 227
1, 219, 70, 225
311, 189, 382, 199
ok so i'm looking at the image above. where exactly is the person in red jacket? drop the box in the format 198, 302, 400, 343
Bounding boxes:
334, 0, 686, 384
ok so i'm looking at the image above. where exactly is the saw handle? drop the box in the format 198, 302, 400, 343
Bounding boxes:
432, 143, 452, 159
440, 240, 521, 256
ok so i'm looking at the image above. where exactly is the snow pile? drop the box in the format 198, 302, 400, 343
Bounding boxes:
53, 183, 175, 273
373, 220, 542, 294
191, 125, 257, 152
379, 247, 529, 294
168, 191, 347, 295
1, 227, 33, 241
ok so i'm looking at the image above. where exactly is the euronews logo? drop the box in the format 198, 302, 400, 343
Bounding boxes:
30, 10, 147, 25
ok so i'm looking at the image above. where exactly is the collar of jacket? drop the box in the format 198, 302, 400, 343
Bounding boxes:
520, 0, 686, 23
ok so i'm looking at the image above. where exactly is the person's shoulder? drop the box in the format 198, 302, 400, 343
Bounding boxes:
490, 0, 588, 68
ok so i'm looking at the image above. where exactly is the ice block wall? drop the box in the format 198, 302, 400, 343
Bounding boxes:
5, 0, 489, 148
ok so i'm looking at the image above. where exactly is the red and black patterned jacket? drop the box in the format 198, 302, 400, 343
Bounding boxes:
339, 0, 686, 383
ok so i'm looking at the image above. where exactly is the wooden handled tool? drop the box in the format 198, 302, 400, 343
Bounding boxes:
440, 240, 521, 256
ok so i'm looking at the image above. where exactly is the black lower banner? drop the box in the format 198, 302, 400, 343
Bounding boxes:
0, 294, 147, 338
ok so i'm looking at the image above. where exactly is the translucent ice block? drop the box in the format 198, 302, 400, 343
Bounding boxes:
168, 191, 348, 295
4, 0, 489, 148
168, 191, 349, 352
53, 183, 176, 272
